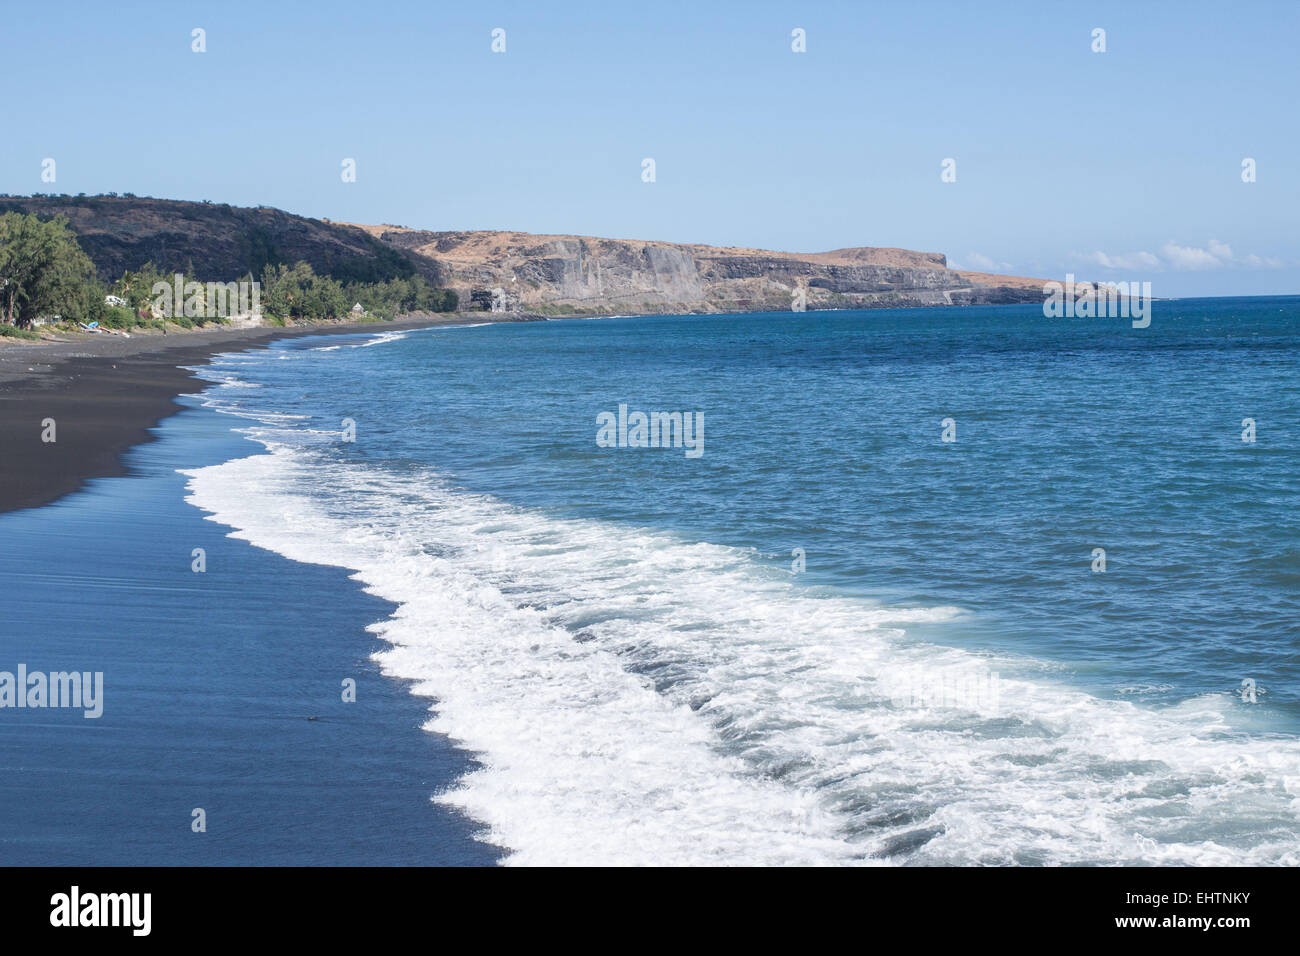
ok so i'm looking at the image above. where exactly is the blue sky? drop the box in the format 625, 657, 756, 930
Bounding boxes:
3, 0, 1297, 296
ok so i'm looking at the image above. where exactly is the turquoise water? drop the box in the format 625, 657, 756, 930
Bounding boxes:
8, 298, 1296, 866
180, 299, 1300, 865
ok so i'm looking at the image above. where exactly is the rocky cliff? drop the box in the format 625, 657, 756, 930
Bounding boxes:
357, 226, 1047, 314
0, 195, 1049, 314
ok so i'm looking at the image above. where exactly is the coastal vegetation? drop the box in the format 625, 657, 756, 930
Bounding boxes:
260, 262, 456, 321
0, 213, 97, 326
0, 209, 457, 331
0, 324, 41, 340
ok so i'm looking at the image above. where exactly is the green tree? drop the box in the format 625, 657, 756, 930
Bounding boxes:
110, 261, 168, 311
261, 261, 356, 320
0, 212, 97, 326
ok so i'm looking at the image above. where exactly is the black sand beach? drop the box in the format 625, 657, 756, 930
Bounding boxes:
0, 315, 470, 514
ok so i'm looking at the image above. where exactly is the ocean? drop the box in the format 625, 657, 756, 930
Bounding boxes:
4, 298, 1299, 865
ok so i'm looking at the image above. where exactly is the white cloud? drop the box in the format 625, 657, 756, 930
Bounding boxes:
1242, 252, 1284, 268
1077, 240, 1285, 273
1160, 239, 1285, 270
956, 252, 1013, 272
1079, 250, 1162, 271
1159, 241, 1224, 270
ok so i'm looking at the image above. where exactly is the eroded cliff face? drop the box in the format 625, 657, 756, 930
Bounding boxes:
363, 226, 1045, 314
0, 195, 1045, 315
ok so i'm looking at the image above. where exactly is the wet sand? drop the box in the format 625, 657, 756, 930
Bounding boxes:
0, 315, 473, 513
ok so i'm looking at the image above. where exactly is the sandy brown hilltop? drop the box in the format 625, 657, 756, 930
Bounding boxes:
346, 224, 1048, 314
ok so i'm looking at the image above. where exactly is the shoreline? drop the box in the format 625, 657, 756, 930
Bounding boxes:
0, 313, 478, 514
0, 383, 498, 865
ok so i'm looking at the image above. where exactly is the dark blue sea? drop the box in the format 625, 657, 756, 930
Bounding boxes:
4, 298, 1298, 864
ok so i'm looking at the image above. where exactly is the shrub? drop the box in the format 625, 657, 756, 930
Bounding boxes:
0, 325, 41, 340
97, 306, 138, 329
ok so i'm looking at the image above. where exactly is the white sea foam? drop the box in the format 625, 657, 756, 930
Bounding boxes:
360, 330, 410, 347
183, 442, 1300, 866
